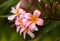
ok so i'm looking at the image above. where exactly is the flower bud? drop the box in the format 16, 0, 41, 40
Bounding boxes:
45, 4, 50, 11
38, 0, 41, 2
54, 1, 58, 7
45, 4, 49, 9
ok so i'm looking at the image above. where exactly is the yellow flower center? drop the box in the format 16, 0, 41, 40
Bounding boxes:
16, 9, 19, 16
19, 20, 23, 27
30, 16, 37, 23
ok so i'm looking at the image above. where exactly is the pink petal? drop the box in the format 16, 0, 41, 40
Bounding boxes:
27, 31, 35, 38
19, 8, 26, 14
16, 1, 21, 9
23, 31, 26, 39
16, 0, 26, 8
36, 18, 44, 26
8, 15, 16, 20
10, 7, 15, 13
24, 13, 32, 19
34, 26, 38, 31
19, 13, 25, 19
16, 26, 21, 32
33, 10, 41, 17
22, 19, 28, 25
20, 27, 27, 35
23, 19, 31, 27
29, 23, 38, 31
20, 0, 26, 7
15, 18, 20, 25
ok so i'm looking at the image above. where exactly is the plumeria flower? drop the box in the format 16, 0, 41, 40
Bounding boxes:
8, 7, 25, 21
20, 23, 38, 39
15, 19, 35, 39
15, 17, 36, 39
15, 16, 30, 32
20, 25, 35, 39
8, 1, 26, 21
15, 17, 25, 32
15, 17, 31, 32
24, 10, 44, 31
20, 18, 38, 34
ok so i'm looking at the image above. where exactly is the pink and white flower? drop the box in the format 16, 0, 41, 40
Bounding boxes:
20, 25, 35, 39
8, 1, 26, 21
23, 27, 35, 39
15, 17, 25, 32
15, 17, 36, 39
19, 10, 44, 39
24, 10, 44, 31
8, 0, 44, 39
8, 7, 25, 20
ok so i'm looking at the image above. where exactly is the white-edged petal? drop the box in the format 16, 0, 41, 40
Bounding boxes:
23, 31, 26, 39
27, 31, 35, 38
23, 19, 31, 27
36, 18, 44, 26
16, 26, 21, 32
19, 9, 26, 14
16, 1, 21, 8
24, 13, 32, 19
15, 18, 20, 25
20, 27, 27, 35
29, 23, 38, 31
19, 13, 25, 19
33, 10, 41, 17
10, 7, 16, 13
34, 26, 38, 31
8, 15, 16, 20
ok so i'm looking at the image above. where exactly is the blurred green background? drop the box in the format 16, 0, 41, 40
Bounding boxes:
0, 0, 60, 41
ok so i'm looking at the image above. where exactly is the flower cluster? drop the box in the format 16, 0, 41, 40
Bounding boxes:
8, 0, 44, 39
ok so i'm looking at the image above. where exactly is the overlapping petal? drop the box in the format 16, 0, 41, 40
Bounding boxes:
10, 7, 15, 13
8, 0, 44, 39
16, 1, 21, 9
24, 13, 32, 19
8, 15, 16, 20
23, 31, 26, 39
27, 31, 35, 38
16, 26, 21, 32
36, 18, 44, 26
20, 27, 27, 35
29, 23, 38, 31
33, 10, 41, 18
19, 8, 26, 14
15, 17, 20, 25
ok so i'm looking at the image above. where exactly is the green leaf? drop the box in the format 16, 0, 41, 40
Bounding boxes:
39, 21, 60, 41
0, 0, 19, 10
